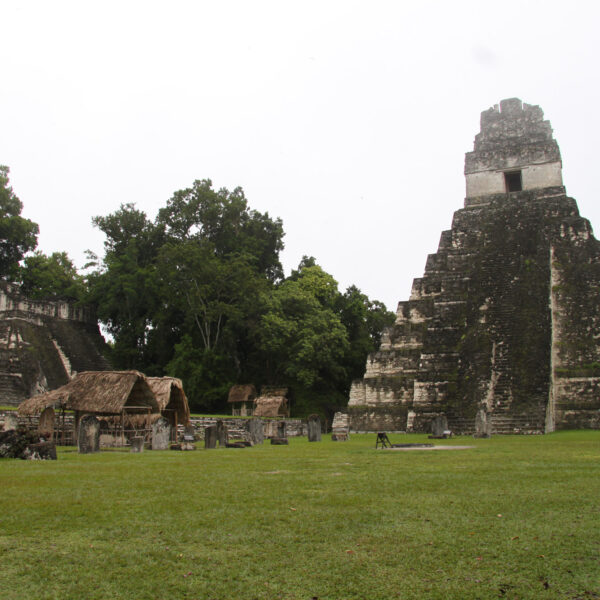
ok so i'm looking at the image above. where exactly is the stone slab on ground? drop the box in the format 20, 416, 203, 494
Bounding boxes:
270, 437, 289, 445
170, 442, 196, 451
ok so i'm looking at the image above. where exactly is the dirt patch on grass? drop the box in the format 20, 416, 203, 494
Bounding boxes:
384, 445, 475, 451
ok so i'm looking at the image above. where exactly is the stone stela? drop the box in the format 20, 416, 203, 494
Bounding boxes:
78, 415, 100, 453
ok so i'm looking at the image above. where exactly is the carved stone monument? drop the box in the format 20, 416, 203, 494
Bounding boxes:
307, 414, 322, 442
474, 407, 492, 438
216, 419, 228, 447
38, 407, 55, 438
246, 418, 264, 445
78, 415, 100, 454
331, 412, 349, 441
151, 417, 171, 450
431, 415, 449, 437
204, 425, 217, 449
3, 412, 18, 431
277, 421, 286, 438
130, 436, 145, 452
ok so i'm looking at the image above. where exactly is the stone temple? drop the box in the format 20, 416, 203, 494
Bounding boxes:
0, 282, 110, 406
348, 98, 600, 434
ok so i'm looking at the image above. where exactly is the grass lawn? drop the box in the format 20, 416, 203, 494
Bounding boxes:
1, 431, 599, 600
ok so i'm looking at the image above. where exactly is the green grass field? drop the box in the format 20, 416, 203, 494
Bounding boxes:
1, 432, 599, 600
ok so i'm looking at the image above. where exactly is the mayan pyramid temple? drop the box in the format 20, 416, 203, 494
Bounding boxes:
348, 98, 600, 434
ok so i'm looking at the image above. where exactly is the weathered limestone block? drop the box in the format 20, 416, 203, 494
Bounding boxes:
307, 414, 321, 442
130, 436, 145, 452
331, 411, 350, 440
277, 421, 286, 438
246, 418, 264, 445
204, 425, 217, 449
151, 417, 171, 450
216, 420, 228, 447
3, 412, 18, 431
431, 415, 448, 436
474, 408, 491, 438
270, 437, 288, 445
38, 407, 55, 437
78, 415, 100, 454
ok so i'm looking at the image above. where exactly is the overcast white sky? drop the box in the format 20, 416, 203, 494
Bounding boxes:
2, 0, 600, 311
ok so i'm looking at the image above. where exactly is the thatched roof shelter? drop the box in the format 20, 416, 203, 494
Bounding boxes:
18, 371, 159, 417
260, 386, 288, 398
228, 384, 257, 404
147, 377, 190, 425
253, 396, 289, 418
18, 387, 70, 416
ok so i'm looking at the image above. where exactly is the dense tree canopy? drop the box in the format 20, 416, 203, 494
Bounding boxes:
0, 166, 39, 280
20, 251, 85, 300
3, 170, 394, 418
86, 177, 394, 417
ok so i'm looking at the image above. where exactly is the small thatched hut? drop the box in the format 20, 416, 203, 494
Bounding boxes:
227, 384, 257, 416
253, 387, 289, 418
147, 377, 191, 429
18, 371, 160, 443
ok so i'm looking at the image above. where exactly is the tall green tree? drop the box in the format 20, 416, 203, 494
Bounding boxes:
157, 179, 284, 281
87, 205, 164, 370
0, 166, 38, 280
88, 182, 394, 416
337, 285, 396, 382
20, 251, 85, 300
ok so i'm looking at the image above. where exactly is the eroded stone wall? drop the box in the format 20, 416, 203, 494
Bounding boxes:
0, 283, 110, 406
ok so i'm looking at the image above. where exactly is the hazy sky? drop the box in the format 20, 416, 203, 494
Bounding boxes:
2, 0, 600, 311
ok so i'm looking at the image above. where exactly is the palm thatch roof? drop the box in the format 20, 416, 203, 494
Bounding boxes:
253, 396, 289, 418
228, 384, 257, 404
147, 377, 191, 424
260, 386, 288, 397
18, 371, 159, 416
17, 387, 70, 416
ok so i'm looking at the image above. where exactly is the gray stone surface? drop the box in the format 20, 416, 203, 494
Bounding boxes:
184, 425, 196, 441
3, 412, 18, 431
78, 415, 100, 453
38, 407, 55, 437
277, 421, 286, 438
130, 436, 145, 452
331, 411, 349, 441
0, 282, 111, 408
204, 425, 217, 449
246, 418, 264, 445
151, 417, 171, 450
270, 437, 289, 445
216, 419, 228, 447
431, 415, 448, 437
307, 414, 321, 442
474, 407, 492, 438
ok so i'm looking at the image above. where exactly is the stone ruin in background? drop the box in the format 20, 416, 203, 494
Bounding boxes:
0, 282, 110, 406
348, 98, 600, 434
